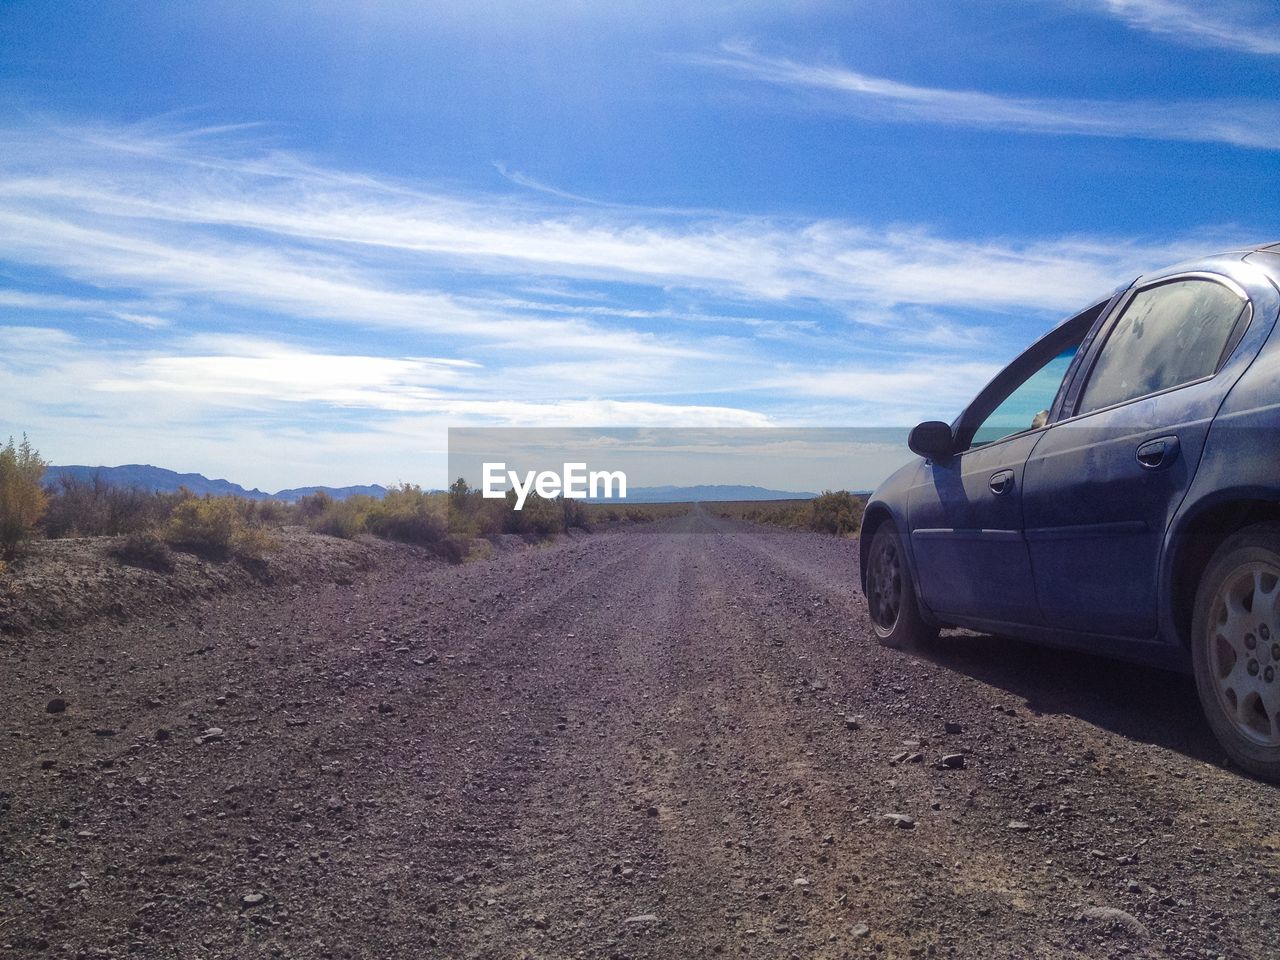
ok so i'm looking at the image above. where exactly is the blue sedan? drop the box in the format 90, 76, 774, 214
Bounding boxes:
860, 241, 1280, 780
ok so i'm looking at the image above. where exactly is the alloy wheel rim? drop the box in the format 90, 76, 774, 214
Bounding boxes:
869, 538, 903, 631
1209, 560, 1280, 747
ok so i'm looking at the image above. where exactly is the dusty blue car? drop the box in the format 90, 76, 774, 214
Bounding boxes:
861, 241, 1280, 780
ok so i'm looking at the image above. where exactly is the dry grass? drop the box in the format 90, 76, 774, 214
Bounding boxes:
712, 491, 866, 537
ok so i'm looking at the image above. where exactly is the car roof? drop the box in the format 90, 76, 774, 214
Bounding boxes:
1133, 242, 1280, 287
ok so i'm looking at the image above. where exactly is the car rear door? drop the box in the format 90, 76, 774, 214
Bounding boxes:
1022, 271, 1256, 638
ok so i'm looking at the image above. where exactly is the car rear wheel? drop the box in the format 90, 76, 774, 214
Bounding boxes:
1192, 523, 1280, 782
865, 523, 938, 649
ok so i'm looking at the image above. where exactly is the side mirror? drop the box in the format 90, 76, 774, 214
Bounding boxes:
908, 421, 955, 462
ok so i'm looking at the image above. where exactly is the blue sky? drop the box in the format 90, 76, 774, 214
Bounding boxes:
1, 0, 1278, 490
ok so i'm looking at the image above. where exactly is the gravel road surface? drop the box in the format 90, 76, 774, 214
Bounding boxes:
3, 511, 1278, 959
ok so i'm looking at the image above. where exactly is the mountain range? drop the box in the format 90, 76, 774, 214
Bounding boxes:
43, 464, 389, 502
43, 465, 819, 503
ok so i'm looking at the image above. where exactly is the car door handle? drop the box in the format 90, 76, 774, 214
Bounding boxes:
989, 470, 1014, 495
1136, 436, 1180, 470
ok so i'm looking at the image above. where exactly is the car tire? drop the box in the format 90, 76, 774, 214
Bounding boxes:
1192, 523, 1280, 782
865, 522, 938, 649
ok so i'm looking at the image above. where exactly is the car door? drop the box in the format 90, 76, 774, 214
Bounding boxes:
907, 302, 1105, 625
1021, 273, 1255, 638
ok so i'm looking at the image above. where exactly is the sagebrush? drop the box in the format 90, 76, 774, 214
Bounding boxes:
111, 529, 176, 572
165, 497, 275, 559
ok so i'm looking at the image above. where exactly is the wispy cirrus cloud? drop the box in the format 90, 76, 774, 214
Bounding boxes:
94, 339, 479, 411
3, 328, 770, 428
0, 289, 175, 329
762, 359, 1003, 407
0, 208, 691, 357
0, 120, 1228, 321
0, 323, 78, 355
695, 40, 1280, 149
1081, 0, 1280, 55
111, 311, 171, 329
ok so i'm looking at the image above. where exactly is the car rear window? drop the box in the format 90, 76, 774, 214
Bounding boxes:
1077, 278, 1246, 415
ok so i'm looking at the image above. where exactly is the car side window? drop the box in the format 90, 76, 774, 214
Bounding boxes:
1076, 278, 1247, 416
969, 346, 1078, 449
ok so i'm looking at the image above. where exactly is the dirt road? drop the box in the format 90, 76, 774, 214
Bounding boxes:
3, 511, 1278, 959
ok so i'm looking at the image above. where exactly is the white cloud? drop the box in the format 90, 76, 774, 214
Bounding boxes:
0, 120, 1237, 329
0, 201, 732, 360
96, 351, 473, 411
1084, 0, 1280, 54
428, 398, 772, 427
0, 179, 1183, 318
112, 311, 170, 329
0, 290, 132, 314
0, 324, 78, 355
90, 343, 768, 424
0, 328, 769, 452
764, 359, 1003, 408
695, 41, 1280, 149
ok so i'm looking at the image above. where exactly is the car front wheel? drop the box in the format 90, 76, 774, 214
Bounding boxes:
1192, 523, 1280, 782
865, 523, 938, 649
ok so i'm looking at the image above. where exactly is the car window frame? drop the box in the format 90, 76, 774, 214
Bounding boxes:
951, 296, 1116, 457
1060, 272, 1253, 423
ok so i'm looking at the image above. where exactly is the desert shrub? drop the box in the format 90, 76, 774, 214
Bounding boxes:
166, 497, 238, 553
111, 529, 175, 572
313, 484, 465, 562
498, 493, 563, 539
106, 485, 165, 531
310, 495, 374, 539
448, 476, 470, 512
445, 478, 507, 540
251, 498, 293, 526
42, 475, 182, 538
439, 477, 623, 545
525, 496, 565, 538
295, 490, 333, 521
739, 500, 809, 529
165, 496, 275, 558
808, 490, 864, 537
434, 534, 468, 564
41, 476, 109, 537
230, 523, 275, 560
0, 434, 48, 555
562, 495, 592, 532
579, 501, 689, 525
366, 484, 448, 546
